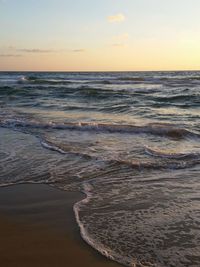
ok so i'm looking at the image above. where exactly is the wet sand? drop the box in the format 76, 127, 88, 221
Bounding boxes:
0, 184, 122, 267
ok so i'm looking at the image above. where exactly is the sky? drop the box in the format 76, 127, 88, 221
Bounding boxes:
0, 0, 200, 71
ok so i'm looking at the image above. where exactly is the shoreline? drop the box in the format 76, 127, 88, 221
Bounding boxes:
0, 184, 122, 267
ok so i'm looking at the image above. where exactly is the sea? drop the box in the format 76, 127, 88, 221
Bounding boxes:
0, 71, 200, 267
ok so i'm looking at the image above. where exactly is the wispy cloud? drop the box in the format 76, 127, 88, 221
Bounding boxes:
71, 49, 86, 53
111, 33, 129, 47
4, 46, 67, 54
107, 13, 125, 23
1, 46, 86, 55
0, 54, 22, 57
114, 33, 129, 41
111, 43, 126, 48
17, 48, 54, 53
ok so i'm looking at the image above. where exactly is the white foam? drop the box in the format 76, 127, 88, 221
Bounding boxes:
40, 140, 67, 154
73, 182, 137, 267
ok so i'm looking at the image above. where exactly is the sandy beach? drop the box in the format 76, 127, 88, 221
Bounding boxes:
0, 184, 122, 267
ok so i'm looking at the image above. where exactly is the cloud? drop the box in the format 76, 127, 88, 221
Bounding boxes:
107, 13, 125, 23
0, 54, 22, 57
7, 45, 16, 49
1, 46, 86, 55
111, 43, 126, 48
71, 49, 85, 53
114, 33, 129, 41
18, 48, 54, 53
111, 33, 129, 47
4, 46, 62, 53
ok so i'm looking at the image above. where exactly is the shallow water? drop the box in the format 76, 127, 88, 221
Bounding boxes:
0, 71, 200, 266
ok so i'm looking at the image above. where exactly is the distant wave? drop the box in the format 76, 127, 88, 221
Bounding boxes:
1, 118, 199, 139
117, 76, 200, 84
118, 77, 145, 82
87, 80, 112, 85
153, 94, 199, 102
73, 86, 113, 99
18, 75, 71, 85
0, 86, 18, 95
190, 76, 200, 80
18, 76, 28, 83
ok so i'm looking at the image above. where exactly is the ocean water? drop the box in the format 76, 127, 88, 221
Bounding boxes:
0, 71, 200, 267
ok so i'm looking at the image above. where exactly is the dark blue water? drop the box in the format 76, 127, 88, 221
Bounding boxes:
0, 71, 200, 267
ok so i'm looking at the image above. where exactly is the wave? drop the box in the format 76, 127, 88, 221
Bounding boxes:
115, 75, 200, 85
18, 76, 28, 83
6, 83, 126, 99
73, 85, 142, 98
40, 140, 92, 160
118, 77, 145, 82
145, 146, 200, 160
0, 86, 18, 95
116, 158, 200, 170
188, 76, 200, 81
40, 140, 67, 155
73, 86, 114, 99
1, 118, 199, 139
87, 80, 112, 85
73, 182, 125, 265
40, 139, 200, 171
0, 86, 41, 98
73, 171, 200, 267
18, 76, 71, 85
153, 94, 199, 102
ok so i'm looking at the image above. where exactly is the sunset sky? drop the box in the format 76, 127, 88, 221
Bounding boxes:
0, 0, 200, 71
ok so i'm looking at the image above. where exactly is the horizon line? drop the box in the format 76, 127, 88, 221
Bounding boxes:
0, 69, 200, 73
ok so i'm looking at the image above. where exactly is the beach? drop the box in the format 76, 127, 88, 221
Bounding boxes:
1, 0, 200, 265
0, 184, 122, 267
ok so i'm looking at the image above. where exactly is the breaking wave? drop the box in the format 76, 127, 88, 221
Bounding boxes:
0, 118, 199, 139
40, 139, 200, 171
18, 75, 71, 85
145, 146, 200, 160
